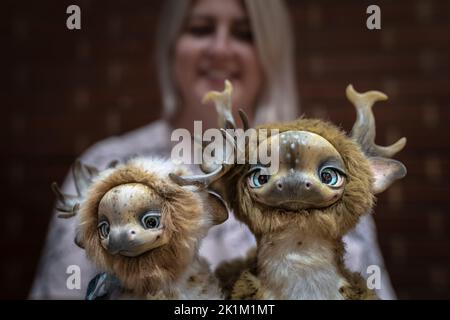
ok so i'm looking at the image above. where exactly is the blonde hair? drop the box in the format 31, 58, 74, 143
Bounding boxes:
156, 0, 299, 125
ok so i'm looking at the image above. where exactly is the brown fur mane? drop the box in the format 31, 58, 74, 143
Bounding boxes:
78, 162, 206, 296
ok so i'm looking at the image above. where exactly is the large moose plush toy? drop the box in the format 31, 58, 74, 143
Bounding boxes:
170, 81, 407, 299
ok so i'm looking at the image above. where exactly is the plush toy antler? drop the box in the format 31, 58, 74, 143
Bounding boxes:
170, 81, 407, 300
52, 160, 99, 218
53, 157, 228, 299
347, 84, 407, 194
347, 84, 406, 158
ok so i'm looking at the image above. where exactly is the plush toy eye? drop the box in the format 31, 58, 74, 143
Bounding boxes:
141, 212, 161, 229
320, 167, 345, 187
97, 221, 110, 239
248, 169, 270, 188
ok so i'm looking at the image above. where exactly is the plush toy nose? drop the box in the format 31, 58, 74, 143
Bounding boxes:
259, 172, 333, 211
273, 175, 319, 197
275, 177, 314, 192
107, 229, 137, 254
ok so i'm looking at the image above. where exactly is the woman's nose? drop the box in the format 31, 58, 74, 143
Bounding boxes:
208, 26, 233, 57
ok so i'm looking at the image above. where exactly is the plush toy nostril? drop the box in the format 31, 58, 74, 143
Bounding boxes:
276, 182, 283, 190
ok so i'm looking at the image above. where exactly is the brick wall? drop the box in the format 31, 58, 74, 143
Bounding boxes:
2, 0, 449, 299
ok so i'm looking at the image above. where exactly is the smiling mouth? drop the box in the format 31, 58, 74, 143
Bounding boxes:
259, 197, 325, 211
117, 249, 144, 257
119, 250, 133, 255
114, 241, 166, 257
198, 69, 240, 82
276, 200, 312, 211
275, 196, 339, 211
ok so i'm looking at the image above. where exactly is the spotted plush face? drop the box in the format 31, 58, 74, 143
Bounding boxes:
97, 183, 169, 257
246, 131, 346, 211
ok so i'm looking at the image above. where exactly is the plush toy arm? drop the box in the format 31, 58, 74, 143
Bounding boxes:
215, 248, 256, 298
86, 272, 122, 300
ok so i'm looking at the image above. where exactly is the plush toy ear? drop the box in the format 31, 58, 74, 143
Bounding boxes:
201, 190, 230, 225
74, 228, 85, 249
369, 157, 407, 194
